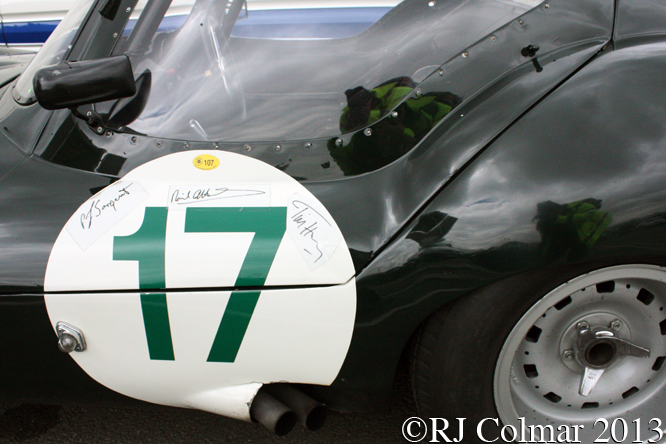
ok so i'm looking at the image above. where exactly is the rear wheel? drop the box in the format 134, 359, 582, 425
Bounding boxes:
413, 264, 666, 443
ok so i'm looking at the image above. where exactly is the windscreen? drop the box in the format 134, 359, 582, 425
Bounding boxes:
13, 0, 96, 104
113, 0, 541, 142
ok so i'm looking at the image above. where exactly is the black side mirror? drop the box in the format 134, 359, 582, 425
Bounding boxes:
107, 69, 151, 129
33, 55, 136, 110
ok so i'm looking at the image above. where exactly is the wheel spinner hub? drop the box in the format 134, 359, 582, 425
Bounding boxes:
557, 314, 652, 398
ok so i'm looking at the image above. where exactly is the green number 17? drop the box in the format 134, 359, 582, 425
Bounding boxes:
113, 206, 287, 363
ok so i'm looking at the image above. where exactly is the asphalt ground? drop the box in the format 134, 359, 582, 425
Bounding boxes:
0, 368, 417, 444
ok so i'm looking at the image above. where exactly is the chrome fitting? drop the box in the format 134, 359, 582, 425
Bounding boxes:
56, 322, 86, 353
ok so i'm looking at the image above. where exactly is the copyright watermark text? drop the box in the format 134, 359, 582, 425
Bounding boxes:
402, 417, 665, 443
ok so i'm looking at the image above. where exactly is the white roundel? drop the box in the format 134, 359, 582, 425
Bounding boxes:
44, 151, 356, 420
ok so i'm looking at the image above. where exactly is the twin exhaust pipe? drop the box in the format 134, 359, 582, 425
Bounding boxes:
250, 384, 328, 436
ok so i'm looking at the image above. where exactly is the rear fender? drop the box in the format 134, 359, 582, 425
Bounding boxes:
325, 37, 666, 411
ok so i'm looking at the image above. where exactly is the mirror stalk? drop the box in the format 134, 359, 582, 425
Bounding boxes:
71, 107, 106, 135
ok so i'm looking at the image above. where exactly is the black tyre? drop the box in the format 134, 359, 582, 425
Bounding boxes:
412, 264, 666, 443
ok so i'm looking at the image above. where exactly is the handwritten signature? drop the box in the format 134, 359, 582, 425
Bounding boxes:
290, 200, 333, 264
170, 188, 266, 205
80, 184, 134, 230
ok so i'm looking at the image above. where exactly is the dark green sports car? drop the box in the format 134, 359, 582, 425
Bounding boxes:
2, 0, 666, 441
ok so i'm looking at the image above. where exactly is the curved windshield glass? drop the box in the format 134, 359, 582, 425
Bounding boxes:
114, 0, 540, 142
13, 0, 95, 104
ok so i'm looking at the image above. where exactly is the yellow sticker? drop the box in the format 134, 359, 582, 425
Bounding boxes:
193, 154, 220, 171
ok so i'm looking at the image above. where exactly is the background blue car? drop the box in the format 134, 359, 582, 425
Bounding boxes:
0, 0, 399, 47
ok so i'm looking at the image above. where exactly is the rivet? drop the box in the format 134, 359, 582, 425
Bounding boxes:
391, 111, 399, 118
611, 319, 623, 331
304, 142, 313, 148
491, 35, 497, 41
156, 140, 163, 147
364, 128, 372, 136
126, 7, 131, 12
184, 143, 190, 150
518, 20, 524, 25
113, 33, 118, 38
544, 3, 550, 8
96, 127, 104, 134
460, 113, 464, 117
438, 69, 444, 76
562, 350, 574, 360
335, 138, 343, 146
105, 131, 113, 137
428, 0, 436, 6
130, 136, 137, 144
415, 88, 422, 97
86, 111, 92, 117
275, 144, 282, 151
213, 143, 219, 149
244, 144, 252, 151
462, 51, 469, 58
